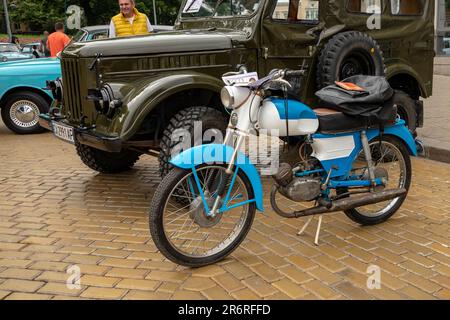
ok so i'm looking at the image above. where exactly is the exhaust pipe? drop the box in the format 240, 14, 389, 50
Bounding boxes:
271, 186, 407, 218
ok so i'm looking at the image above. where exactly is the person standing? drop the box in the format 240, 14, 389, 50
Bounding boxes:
47, 22, 71, 58
11, 35, 20, 49
109, 0, 153, 38
39, 31, 51, 57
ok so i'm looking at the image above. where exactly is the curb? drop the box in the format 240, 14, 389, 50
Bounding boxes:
421, 145, 450, 164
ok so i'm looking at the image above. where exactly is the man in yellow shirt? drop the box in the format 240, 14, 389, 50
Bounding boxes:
109, 0, 153, 38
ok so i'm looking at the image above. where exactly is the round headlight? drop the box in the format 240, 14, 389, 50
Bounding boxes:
1, 56, 7, 62
221, 87, 234, 109
221, 86, 251, 110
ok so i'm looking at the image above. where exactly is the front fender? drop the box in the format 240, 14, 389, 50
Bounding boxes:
170, 144, 264, 212
116, 71, 224, 140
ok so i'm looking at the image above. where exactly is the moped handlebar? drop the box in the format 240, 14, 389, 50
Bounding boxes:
284, 70, 306, 77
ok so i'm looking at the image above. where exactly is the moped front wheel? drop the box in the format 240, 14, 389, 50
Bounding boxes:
149, 164, 256, 267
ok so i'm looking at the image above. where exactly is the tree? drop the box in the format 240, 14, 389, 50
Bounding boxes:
0, 7, 5, 34
7, 0, 183, 32
137, 0, 182, 25
8, 0, 66, 31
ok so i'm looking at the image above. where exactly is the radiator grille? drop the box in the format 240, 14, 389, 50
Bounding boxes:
61, 58, 83, 121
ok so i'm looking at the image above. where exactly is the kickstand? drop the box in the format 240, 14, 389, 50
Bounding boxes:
297, 215, 323, 246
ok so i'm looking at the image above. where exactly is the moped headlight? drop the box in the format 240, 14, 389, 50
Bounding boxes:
221, 86, 251, 109
221, 87, 234, 109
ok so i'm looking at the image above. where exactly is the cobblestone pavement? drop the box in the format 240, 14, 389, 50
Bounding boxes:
0, 120, 449, 300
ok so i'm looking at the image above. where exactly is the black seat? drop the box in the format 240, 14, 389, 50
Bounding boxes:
313, 108, 395, 134
314, 76, 398, 133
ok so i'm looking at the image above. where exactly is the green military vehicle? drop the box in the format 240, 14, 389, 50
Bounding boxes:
40, 0, 434, 175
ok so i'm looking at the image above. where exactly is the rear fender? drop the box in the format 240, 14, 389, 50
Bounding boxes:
367, 120, 418, 156
169, 144, 264, 212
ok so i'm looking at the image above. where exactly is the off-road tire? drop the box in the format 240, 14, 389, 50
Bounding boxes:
1, 91, 49, 134
159, 106, 228, 178
317, 31, 385, 88
393, 91, 418, 134
76, 142, 140, 173
149, 165, 256, 267
344, 136, 412, 226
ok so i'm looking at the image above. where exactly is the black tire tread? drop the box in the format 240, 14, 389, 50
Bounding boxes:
149, 166, 256, 267
392, 91, 418, 133
344, 136, 412, 226
76, 142, 140, 174
317, 31, 385, 89
158, 106, 227, 177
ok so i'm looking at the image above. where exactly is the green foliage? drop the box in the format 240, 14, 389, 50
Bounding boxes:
4, 0, 183, 32
7, 0, 67, 31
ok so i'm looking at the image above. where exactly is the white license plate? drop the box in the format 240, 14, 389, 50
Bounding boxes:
52, 121, 75, 144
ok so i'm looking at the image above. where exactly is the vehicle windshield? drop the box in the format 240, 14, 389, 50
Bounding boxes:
72, 29, 87, 42
181, 0, 262, 18
0, 44, 20, 53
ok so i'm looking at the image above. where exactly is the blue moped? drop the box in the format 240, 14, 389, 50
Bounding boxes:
149, 68, 417, 267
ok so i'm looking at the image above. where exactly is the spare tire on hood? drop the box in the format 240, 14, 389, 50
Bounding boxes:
316, 31, 385, 89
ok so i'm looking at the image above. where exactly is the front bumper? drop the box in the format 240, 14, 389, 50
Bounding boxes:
38, 113, 123, 153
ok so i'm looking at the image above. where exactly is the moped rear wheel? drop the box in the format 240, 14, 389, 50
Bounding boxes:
343, 136, 412, 225
149, 164, 256, 267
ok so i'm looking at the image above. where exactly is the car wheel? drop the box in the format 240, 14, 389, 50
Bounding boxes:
317, 31, 385, 88
1, 91, 49, 134
393, 91, 418, 134
159, 106, 228, 178
76, 141, 141, 174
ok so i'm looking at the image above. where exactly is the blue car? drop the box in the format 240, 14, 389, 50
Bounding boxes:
0, 26, 109, 134
0, 43, 33, 63
0, 58, 60, 134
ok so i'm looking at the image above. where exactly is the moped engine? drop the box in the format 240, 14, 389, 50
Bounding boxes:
272, 163, 321, 202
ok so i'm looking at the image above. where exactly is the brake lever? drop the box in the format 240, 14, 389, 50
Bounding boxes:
273, 78, 293, 90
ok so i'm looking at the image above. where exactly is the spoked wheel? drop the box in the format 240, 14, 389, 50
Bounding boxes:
343, 136, 411, 225
1, 92, 49, 134
149, 164, 256, 267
